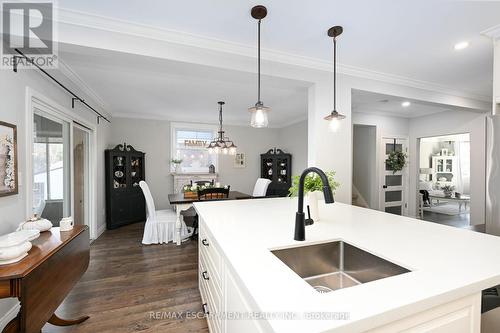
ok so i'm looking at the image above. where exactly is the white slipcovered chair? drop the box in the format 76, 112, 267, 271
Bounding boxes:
252, 178, 272, 197
139, 181, 189, 244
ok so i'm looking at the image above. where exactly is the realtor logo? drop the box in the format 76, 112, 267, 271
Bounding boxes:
1, 1, 58, 69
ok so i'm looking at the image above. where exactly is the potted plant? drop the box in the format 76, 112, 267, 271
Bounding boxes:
441, 185, 455, 198
288, 171, 340, 221
171, 158, 183, 173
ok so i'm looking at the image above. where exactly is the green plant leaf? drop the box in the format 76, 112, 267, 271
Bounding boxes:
288, 171, 340, 197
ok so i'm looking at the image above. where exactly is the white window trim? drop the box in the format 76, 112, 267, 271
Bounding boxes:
25, 87, 98, 240
170, 122, 219, 173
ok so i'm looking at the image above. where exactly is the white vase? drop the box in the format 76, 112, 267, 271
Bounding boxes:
175, 164, 182, 174
306, 191, 323, 222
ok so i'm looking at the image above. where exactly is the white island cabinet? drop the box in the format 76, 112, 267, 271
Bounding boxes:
194, 198, 500, 333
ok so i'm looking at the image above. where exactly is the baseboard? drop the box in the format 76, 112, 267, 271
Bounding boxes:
95, 223, 106, 240
0, 302, 20, 330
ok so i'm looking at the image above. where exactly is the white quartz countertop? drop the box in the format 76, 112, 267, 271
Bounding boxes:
194, 198, 500, 333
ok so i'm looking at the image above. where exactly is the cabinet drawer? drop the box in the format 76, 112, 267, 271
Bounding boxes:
200, 250, 222, 309
199, 226, 222, 284
200, 258, 222, 333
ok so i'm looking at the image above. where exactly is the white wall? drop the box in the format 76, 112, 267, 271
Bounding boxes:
352, 113, 410, 137
277, 120, 308, 178
218, 125, 279, 195
353, 125, 377, 208
110, 118, 307, 205
109, 118, 172, 209
0, 56, 110, 327
409, 110, 487, 224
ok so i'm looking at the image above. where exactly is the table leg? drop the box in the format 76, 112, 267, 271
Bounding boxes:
175, 205, 182, 246
174, 204, 192, 245
48, 313, 89, 326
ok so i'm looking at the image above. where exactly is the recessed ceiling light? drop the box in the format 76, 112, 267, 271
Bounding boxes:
402, 101, 411, 107
454, 41, 469, 51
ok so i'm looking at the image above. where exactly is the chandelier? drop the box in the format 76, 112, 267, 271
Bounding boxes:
207, 101, 237, 155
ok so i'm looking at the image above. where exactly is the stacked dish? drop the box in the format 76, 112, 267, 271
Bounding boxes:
0, 230, 40, 265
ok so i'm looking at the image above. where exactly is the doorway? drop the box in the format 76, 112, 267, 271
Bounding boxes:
352, 125, 376, 209
28, 90, 96, 238
417, 133, 474, 228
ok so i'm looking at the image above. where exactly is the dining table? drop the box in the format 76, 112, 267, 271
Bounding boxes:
168, 191, 252, 245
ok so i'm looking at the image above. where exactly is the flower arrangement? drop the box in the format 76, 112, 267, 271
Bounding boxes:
386, 151, 407, 174
288, 171, 340, 197
183, 183, 228, 199
441, 185, 455, 198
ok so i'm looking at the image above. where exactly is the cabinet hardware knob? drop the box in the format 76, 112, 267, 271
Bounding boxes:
202, 271, 210, 280
202, 303, 210, 315
202, 239, 209, 246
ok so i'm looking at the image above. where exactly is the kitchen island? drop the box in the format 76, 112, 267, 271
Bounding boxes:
194, 197, 500, 333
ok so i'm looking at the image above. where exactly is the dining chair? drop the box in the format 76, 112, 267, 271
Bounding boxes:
198, 186, 230, 200
252, 178, 272, 197
139, 181, 189, 244
194, 180, 214, 187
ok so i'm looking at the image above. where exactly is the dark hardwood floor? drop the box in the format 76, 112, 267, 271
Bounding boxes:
422, 211, 485, 232
43, 222, 208, 333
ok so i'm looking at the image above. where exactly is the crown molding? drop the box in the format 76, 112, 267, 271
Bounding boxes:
56, 7, 491, 103
57, 58, 110, 115
481, 24, 500, 40
112, 111, 305, 129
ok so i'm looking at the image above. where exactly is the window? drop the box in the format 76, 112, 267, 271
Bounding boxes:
171, 123, 217, 173
33, 141, 64, 200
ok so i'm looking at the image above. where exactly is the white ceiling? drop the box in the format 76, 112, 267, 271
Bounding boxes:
351, 89, 482, 118
59, 46, 310, 127
57, 0, 500, 98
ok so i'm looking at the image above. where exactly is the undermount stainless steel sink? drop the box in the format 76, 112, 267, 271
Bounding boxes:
271, 241, 410, 293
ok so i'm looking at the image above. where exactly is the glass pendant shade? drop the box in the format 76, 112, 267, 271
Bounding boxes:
248, 103, 270, 128
324, 110, 346, 133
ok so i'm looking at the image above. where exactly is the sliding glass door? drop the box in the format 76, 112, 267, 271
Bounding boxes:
32, 111, 71, 223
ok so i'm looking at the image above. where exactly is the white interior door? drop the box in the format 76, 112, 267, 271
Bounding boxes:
380, 137, 409, 216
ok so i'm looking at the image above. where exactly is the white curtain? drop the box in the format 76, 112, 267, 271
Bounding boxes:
454, 141, 470, 194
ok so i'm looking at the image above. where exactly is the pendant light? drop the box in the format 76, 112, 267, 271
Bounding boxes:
248, 5, 270, 128
207, 101, 237, 155
324, 26, 346, 132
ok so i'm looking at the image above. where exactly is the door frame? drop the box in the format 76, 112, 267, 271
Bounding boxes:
72, 123, 92, 230
25, 87, 98, 239
379, 135, 410, 216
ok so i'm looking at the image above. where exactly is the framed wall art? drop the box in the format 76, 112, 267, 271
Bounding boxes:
0, 121, 18, 197
234, 153, 246, 168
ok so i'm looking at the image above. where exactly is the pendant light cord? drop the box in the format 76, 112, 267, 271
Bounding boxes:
333, 36, 337, 112
257, 19, 261, 104
219, 103, 224, 140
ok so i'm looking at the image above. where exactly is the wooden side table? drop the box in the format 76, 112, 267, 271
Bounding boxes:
0, 226, 90, 333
